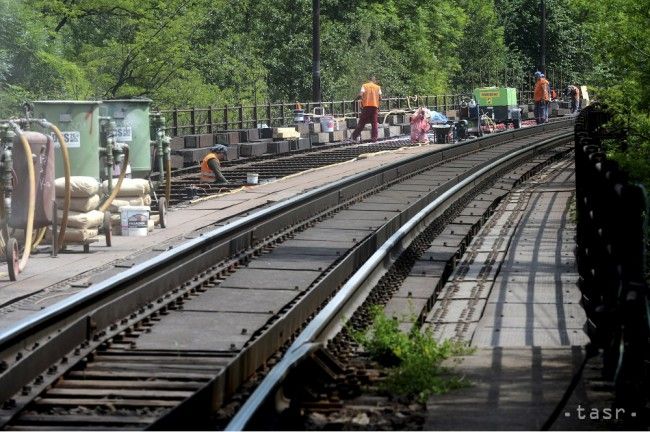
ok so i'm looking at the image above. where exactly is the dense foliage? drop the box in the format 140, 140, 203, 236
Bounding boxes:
0, 0, 611, 110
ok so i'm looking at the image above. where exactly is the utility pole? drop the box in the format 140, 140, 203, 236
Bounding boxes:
540, 0, 546, 75
312, 0, 321, 104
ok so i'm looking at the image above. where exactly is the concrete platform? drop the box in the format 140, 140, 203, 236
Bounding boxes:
0, 141, 454, 332
423, 158, 624, 430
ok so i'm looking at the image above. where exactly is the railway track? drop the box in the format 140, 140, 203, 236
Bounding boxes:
0, 121, 572, 430
154, 139, 415, 207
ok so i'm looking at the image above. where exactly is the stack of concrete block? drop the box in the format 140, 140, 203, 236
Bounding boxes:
346, 118, 358, 129
294, 123, 310, 136
214, 131, 240, 146
309, 123, 321, 133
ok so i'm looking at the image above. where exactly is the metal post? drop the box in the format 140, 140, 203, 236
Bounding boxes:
172, 108, 178, 137
224, 105, 229, 130
207, 106, 213, 133
190, 108, 196, 135
540, 0, 546, 75
312, 0, 321, 104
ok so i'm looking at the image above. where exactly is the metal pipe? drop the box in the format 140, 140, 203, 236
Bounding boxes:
312, 0, 321, 103
540, 0, 546, 75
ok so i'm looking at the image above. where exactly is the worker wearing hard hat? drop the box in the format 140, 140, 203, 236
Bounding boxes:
200, 145, 229, 184
534, 71, 550, 124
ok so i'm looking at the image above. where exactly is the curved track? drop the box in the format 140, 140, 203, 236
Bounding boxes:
0, 121, 572, 430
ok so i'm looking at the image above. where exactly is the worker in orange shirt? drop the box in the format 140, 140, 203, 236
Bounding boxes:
351, 75, 382, 142
533, 71, 550, 124
200, 145, 229, 184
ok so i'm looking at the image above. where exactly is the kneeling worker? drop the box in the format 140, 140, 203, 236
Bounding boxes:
200, 145, 229, 184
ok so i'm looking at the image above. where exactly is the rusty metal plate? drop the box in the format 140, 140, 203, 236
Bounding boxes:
246, 252, 334, 271
436, 281, 491, 301
410, 260, 446, 278
182, 287, 296, 314
425, 298, 486, 323
471, 326, 589, 348
134, 311, 271, 351
220, 268, 321, 291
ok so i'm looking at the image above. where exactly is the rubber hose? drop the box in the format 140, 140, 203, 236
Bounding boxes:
31, 227, 47, 252
164, 153, 172, 204
11, 124, 35, 272
97, 146, 129, 213
41, 121, 71, 250
381, 109, 409, 125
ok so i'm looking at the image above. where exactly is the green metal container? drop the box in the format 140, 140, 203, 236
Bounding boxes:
32, 100, 102, 179
472, 87, 517, 107
101, 99, 152, 178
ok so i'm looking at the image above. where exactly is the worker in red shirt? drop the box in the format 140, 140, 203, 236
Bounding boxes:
200, 145, 229, 184
533, 71, 550, 124
351, 75, 382, 142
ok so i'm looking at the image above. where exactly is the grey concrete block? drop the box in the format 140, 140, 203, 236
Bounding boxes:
346, 118, 358, 128
309, 122, 321, 133
267, 140, 290, 154
258, 127, 273, 139
214, 131, 239, 145
310, 132, 329, 145
328, 130, 345, 142
239, 142, 267, 157
290, 138, 310, 151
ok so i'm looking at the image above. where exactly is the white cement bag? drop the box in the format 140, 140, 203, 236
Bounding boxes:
55, 176, 101, 198
57, 210, 104, 229
102, 178, 151, 197
109, 195, 152, 213
57, 194, 100, 213
46, 227, 99, 243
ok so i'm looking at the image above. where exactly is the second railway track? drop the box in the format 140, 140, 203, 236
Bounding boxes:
0, 121, 573, 430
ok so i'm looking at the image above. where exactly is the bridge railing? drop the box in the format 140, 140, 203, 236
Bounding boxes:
159, 94, 475, 137
574, 104, 649, 414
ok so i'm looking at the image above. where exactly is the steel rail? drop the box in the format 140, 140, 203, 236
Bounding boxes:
225, 130, 574, 431
0, 120, 571, 416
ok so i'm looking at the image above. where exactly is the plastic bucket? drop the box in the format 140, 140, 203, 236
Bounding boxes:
119, 206, 149, 236
293, 109, 305, 123
246, 172, 259, 184
320, 116, 334, 133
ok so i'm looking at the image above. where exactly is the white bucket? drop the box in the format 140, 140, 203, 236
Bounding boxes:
246, 172, 259, 184
320, 115, 335, 133
119, 206, 149, 236
293, 109, 305, 123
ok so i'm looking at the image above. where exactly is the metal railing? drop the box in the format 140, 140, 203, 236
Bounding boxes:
160, 94, 480, 137
159, 90, 541, 138
574, 104, 649, 416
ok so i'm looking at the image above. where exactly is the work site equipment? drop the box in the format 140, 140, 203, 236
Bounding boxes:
472, 87, 521, 128
0, 116, 72, 281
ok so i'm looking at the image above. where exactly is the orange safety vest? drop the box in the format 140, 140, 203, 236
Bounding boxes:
534, 78, 550, 102
361, 82, 381, 108
200, 153, 219, 182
